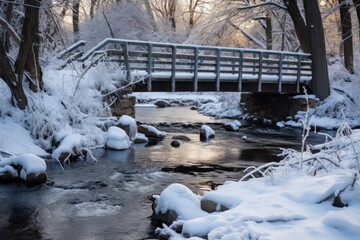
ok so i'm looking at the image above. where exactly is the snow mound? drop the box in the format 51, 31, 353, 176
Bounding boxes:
200, 125, 215, 140
52, 134, 86, 160
106, 126, 131, 150
155, 183, 207, 220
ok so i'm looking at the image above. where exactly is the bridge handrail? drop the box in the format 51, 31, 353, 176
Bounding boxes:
78, 38, 312, 93
56, 40, 86, 59
78, 38, 311, 62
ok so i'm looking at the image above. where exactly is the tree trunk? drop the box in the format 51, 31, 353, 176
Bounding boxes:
90, 0, 97, 19
0, 39, 28, 110
168, 0, 177, 30
15, 0, 43, 92
282, 0, 311, 53
353, 0, 360, 40
144, 0, 158, 31
303, 0, 330, 100
4, 0, 14, 52
73, 0, 80, 41
265, 14, 272, 50
338, 0, 354, 73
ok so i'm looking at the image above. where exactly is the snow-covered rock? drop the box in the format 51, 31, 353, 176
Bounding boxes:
200, 125, 215, 141
153, 183, 207, 225
52, 134, 85, 161
0, 154, 47, 185
117, 115, 137, 141
106, 126, 131, 150
224, 120, 241, 131
138, 124, 166, 140
133, 133, 148, 144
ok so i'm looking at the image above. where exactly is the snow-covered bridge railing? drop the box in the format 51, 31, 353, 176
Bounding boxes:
79, 38, 312, 93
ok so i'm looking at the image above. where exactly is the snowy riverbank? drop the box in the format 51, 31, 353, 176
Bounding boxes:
154, 123, 360, 239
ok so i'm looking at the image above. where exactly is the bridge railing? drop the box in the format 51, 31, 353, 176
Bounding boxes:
79, 38, 312, 93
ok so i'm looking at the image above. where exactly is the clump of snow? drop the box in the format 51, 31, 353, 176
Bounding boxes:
156, 122, 360, 239
154, 183, 207, 220
198, 93, 242, 118
138, 124, 166, 140
0, 154, 46, 180
118, 115, 137, 140
106, 126, 132, 150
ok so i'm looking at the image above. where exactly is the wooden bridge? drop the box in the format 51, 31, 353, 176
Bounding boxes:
64, 38, 312, 94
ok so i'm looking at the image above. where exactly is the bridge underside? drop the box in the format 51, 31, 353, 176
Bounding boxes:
132, 79, 303, 93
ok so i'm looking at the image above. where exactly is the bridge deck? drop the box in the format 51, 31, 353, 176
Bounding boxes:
77, 38, 312, 93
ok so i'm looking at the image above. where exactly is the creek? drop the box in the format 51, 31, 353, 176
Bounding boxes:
0, 106, 332, 239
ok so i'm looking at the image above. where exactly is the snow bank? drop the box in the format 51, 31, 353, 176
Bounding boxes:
106, 126, 131, 150
155, 123, 360, 239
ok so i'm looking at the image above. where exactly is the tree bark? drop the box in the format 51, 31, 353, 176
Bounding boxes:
338, 0, 354, 73
303, 0, 330, 100
353, 0, 360, 40
90, 0, 97, 19
282, 0, 311, 53
265, 14, 272, 50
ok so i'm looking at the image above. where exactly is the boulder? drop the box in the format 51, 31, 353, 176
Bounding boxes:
171, 140, 180, 148
154, 100, 171, 108
200, 125, 215, 141
117, 115, 137, 140
138, 125, 166, 140
25, 172, 47, 185
106, 126, 132, 150
224, 120, 241, 131
172, 135, 191, 141
133, 133, 149, 144
200, 199, 229, 213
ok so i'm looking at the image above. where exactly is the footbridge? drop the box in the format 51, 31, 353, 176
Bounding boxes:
64, 38, 312, 94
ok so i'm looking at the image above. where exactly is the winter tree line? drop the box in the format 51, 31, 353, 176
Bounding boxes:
0, 0, 359, 108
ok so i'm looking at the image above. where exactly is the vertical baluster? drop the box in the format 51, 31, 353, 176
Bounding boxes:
278, 53, 284, 93
123, 42, 130, 80
216, 48, 221, 92
147, 43, 153, 92
257, 52, 263, 92
238, 50, 243, 92
296, 55, 302, 93
171, 45, 176, 92
193, 47, 199, 92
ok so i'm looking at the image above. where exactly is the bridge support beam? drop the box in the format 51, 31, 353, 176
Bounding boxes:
241, 93, 318, 123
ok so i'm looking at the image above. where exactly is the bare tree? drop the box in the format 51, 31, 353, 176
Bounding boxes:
338, 0, 354, 73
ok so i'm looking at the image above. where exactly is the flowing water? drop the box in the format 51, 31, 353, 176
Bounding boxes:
0, 107, 331, 240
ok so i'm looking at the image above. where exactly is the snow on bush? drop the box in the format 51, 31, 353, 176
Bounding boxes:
198, 93, 242, 118
106, 126, 131, 150
156, 122, 360, 239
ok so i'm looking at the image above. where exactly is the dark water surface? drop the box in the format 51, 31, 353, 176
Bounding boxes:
0, 107, 331, 240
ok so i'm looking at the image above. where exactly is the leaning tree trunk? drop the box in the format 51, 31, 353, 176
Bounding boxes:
338, 0, 354, 73
15, 0, 43, 92
303, 0, 330, 100
0, 40, 28, 109
353, 0, 360, 41
283, 0, 311, 53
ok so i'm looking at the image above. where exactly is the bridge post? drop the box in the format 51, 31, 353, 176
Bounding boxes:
193, 47, 199, 92
277, 53, 284, 93
296, 56, 302, 93
257, 52, 264, 92
122, 42, 130, 80
215, 48, 221, 92
237, 50, 243, 92
171, 45, 176, 92
147, 43, 153, 91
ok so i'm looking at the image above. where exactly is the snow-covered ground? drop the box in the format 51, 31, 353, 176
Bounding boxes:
154, 123, 360, 239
